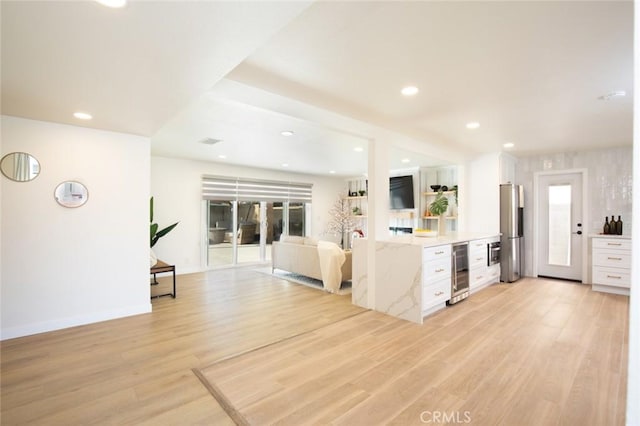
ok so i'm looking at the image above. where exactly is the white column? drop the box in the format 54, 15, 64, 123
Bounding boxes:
366, 139, 390, 308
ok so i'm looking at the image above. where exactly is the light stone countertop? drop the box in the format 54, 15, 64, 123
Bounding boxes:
383, 232, 501, 247
588, 234, 631, 240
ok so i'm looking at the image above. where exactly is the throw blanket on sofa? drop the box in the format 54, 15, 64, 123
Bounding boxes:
317, 241, 346, 293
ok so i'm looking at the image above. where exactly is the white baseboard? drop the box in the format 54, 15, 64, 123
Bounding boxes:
174, 265, 205, 275
0, 303, 152, 341
591, 284, 630, 296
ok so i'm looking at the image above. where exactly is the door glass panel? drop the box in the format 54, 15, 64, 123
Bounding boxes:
288, 202, 305, 236
207, 201, 234, 267
548, 184, 572, 266
263, 203, 276, 261
273, 202, 284, 242
237, 201, 261, 263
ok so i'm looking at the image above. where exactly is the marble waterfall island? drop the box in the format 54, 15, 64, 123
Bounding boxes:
352, 232, 501, 324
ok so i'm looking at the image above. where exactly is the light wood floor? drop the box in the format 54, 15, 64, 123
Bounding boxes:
1, 268, 363, 424
196, 278, 629, 425
1, 271, 628, 425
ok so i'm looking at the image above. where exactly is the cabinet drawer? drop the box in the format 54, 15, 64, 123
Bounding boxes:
469, 252, 487, 270
593, 250, 631, 268
423, 278, 451, 309
423, 245, 451, 262
469, 239, 488, 254
487, 264, 500, 281
423, 258, 451, 285
593, 238, 631, 251
593, 267, 631, 288
469, 268, 488, 289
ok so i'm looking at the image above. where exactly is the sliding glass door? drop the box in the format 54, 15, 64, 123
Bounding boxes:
202, 176, 313, 269
206, 200, 309, 268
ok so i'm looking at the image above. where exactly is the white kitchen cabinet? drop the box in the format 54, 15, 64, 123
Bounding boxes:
422, 244, 452, 315
591, 236, 631, 295
468, 237, 501, 293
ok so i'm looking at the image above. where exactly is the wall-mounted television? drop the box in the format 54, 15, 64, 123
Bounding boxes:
390, 175, 415, 209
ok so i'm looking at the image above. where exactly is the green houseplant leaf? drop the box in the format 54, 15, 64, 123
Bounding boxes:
150, 197, 179, 248
429, 191, 449, 216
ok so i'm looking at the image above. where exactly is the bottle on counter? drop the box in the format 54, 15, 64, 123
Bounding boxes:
604, 217, 610, 234
616, 216, 623, 235
609, 216, 617, 234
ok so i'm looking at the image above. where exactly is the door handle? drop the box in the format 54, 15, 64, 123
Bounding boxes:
572, 231, 582, 235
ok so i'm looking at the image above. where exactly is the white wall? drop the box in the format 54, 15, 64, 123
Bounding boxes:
1, 116, 151, 340
626, 3, 639, 420
465, 152, 517, 234
150, 156, 345, 273
629, 116, 639, 426
515, 147, 633, 277
466, 153, 501, 234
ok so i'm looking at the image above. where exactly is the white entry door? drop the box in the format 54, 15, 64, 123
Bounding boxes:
537, 172, 584, 281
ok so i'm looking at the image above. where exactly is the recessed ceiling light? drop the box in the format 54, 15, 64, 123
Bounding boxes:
599, 91, 626, 100
218, 155, 227, 159
73, 112, 92, 120
281, 130, 294, 137
329, 170, 336, 174
353, 147, 364, 152
503, 143, 514, 149
282, 163, 289, 167
401, 158, 411, 163
401, 86, 419, 96
466, 122, 480, 129
95, 0, 127, 8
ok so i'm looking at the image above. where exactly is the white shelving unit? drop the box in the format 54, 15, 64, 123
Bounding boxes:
345, 181, 368, 235
420, 167, 458, 234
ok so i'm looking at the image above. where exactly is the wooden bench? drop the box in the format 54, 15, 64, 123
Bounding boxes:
150, 260, 176, 298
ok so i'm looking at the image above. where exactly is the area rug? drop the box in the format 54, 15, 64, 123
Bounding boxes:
268, 269, 352, 295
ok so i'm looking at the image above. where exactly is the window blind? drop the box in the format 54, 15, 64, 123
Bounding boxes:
202, 175, 312, 203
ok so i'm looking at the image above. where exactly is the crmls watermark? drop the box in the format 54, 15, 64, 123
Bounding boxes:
420, 410, 472, 424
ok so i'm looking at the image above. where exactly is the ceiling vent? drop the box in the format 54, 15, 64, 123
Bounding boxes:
199, 138, 223, 145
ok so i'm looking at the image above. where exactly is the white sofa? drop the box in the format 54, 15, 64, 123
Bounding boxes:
271, 236, 352, 286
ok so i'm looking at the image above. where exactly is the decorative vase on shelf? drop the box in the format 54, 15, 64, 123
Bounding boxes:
438, 214, 446, 236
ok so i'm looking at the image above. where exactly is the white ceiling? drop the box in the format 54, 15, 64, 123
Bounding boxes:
1, 1, 634, 176
0, 0, 311, 136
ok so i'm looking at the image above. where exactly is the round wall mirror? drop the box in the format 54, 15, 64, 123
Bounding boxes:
54, 181, 89, 208
0, 152, 41, 182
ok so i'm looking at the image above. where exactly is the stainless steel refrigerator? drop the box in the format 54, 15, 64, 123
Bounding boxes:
500, 183, 524, 282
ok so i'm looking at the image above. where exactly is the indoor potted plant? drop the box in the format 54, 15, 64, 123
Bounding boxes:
429, 191, 449, 235
150, 196, 179, 248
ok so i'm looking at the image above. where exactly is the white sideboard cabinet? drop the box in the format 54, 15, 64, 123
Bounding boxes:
591, 236, 631, 295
